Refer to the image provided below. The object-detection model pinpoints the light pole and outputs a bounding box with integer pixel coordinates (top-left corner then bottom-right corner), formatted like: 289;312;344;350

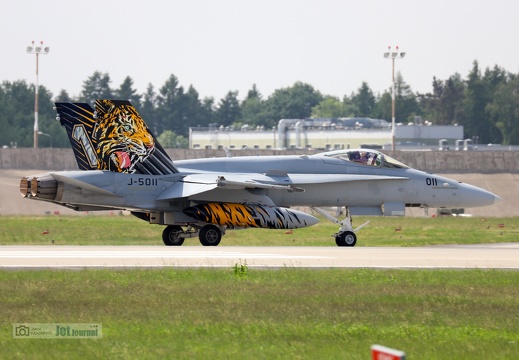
26;41;50;148
384;46;405;151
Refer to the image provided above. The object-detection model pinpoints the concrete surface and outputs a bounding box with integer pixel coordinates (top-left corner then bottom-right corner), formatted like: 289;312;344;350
1;244;518;269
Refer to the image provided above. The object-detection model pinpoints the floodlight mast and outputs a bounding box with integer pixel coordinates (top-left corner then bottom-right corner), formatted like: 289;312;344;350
26;41;50;148
383;46;405;151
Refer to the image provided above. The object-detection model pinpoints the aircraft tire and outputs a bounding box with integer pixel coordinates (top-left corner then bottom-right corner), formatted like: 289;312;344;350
162;225;185;246
335;231;356;247
199;225;222;246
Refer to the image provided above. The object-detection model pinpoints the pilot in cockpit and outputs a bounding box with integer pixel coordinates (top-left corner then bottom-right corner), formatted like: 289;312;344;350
348;151;379;166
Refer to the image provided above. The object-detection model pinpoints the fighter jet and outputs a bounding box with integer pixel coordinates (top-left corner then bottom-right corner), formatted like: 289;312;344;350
20;100;501;246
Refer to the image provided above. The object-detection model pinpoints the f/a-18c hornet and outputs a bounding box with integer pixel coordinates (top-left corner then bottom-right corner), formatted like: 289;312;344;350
20;100;501;246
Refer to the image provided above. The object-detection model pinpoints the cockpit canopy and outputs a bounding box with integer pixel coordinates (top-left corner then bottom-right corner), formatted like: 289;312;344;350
321;149;409;169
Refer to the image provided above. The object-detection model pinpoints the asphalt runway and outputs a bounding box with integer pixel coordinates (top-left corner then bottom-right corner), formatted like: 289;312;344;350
1;244;518;269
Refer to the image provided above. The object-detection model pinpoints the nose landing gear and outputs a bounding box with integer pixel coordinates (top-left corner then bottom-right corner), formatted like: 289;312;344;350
311;206;369;247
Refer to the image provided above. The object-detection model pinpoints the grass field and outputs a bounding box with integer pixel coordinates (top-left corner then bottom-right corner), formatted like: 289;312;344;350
0;214;518;246
2;215;518;359
1;268;519;359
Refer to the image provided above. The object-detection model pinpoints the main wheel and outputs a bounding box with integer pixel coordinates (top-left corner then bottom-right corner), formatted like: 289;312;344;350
199;225;222;246
162;225;185;246
335;231;357;247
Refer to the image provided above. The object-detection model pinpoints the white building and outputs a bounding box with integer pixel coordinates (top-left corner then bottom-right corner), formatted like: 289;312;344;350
189;118;464;150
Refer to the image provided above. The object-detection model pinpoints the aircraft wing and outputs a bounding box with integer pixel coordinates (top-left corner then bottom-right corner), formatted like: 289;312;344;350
156;175;219;200
157;173;409;202
216;173;409;189
156;173;299;202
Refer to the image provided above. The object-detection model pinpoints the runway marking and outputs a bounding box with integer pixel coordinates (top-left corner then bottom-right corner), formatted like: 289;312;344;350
1;245;518;269
0;250;328;260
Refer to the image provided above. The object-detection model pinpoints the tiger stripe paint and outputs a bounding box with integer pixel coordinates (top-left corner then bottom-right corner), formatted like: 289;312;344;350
56;100;177;175
183;203;319;229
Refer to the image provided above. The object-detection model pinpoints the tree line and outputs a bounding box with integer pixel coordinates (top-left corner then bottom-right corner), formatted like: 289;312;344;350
1;60;518;148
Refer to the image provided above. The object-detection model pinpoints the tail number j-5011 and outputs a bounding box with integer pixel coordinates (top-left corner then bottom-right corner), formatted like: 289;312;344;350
127;178;158;186
425;177;438;186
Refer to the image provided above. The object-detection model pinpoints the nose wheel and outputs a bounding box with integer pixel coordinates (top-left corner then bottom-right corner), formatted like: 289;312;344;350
312;206;368;247
335;230;357;247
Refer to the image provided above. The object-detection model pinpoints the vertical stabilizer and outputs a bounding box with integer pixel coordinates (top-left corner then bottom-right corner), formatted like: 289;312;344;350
56;102;98;171
56;100;178;174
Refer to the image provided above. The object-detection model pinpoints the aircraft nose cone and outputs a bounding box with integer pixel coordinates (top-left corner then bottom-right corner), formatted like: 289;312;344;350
460;183;501;208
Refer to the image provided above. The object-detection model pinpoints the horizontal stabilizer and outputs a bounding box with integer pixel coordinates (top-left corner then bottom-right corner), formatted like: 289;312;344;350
50;173;118;197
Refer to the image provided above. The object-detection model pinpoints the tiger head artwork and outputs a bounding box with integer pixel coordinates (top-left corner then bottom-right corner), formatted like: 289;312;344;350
93;100;155;173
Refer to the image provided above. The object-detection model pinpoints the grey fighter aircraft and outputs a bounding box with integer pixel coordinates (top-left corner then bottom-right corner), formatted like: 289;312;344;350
20;100;501;246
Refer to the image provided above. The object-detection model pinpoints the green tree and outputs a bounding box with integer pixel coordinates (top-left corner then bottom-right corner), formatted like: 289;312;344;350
115;76;142;107
440;74;465;125
37;85;69;148
372;91;392;121
342;95;360;117
180;85;211;133
245;83;261;100
482;65;511;143
417;77;443;124
157;129;188;148
156;74;186;135
463;61;497;144
55;89;73;103
78;71;113;104
156;75;209;136
373;73;420;123
199;97;216;127
0;80;63;148
241;84;268;126
311;96;351;118
140;83;159;135
394;72;421;123
419;74;465;125
216;90;241;126
487;77;519;144
264;82;323;127
351;82;376;117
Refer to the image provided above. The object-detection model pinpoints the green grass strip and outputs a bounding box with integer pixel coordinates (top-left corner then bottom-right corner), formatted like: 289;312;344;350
1;215;518;246
1;268;518;359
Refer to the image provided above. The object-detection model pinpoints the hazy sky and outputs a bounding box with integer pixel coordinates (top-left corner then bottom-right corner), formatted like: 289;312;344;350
3;0;519;102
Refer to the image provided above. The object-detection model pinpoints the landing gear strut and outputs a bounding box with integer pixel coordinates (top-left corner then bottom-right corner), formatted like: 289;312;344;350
312;206;369;247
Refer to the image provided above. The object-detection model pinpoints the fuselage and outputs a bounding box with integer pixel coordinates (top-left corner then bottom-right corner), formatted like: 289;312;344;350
39;99;502;246
174;151;500;214
21;150;500;219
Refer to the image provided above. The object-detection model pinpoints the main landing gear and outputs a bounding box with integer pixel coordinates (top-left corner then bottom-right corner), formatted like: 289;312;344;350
311;206;369;247
162;224;224;246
